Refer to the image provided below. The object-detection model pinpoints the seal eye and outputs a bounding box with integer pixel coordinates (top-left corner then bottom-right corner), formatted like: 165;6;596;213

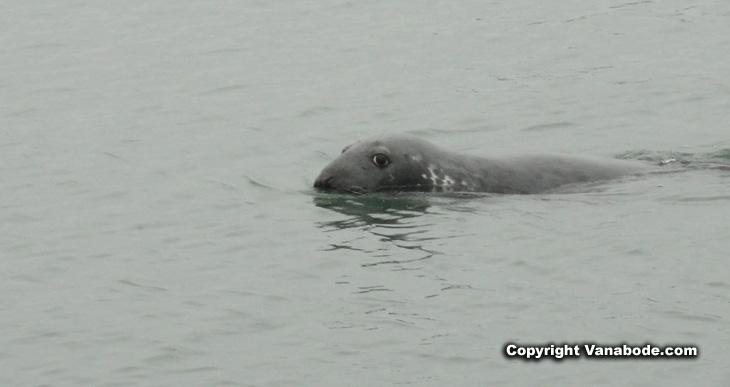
372;153;389;168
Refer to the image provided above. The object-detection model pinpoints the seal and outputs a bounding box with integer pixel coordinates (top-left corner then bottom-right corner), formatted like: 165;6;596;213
314;133;647;194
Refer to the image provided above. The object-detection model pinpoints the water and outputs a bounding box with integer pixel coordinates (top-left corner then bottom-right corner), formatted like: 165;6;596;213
2;0;729;386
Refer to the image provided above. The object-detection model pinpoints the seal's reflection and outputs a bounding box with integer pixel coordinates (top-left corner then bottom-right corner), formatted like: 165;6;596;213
313;192;438;267
313;192;429;227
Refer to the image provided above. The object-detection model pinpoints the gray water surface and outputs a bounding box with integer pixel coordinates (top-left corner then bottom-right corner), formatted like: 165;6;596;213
2;1;730;386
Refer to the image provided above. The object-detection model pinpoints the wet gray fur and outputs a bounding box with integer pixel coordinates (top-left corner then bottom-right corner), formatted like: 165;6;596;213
314;133;647;194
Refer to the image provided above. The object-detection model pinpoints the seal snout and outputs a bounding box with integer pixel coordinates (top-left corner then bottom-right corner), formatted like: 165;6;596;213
314;173;335;190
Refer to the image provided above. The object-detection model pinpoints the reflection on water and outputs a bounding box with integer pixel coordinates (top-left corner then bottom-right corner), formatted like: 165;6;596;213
313;192;442;267
313;192;431;227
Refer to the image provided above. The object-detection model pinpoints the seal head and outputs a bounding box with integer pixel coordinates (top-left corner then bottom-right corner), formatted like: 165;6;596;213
314;134;442;193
